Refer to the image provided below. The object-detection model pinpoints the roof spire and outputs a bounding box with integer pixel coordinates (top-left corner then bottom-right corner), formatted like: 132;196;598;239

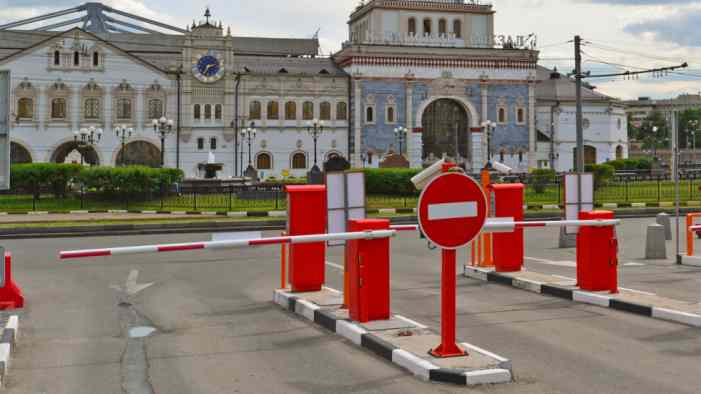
204;7;211;24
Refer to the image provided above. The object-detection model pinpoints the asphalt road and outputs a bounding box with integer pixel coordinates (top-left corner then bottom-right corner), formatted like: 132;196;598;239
2;217;700;394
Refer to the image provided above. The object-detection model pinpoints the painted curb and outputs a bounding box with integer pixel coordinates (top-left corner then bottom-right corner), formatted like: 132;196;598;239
273;289;512;386
0;315;19;386
464;266;701;328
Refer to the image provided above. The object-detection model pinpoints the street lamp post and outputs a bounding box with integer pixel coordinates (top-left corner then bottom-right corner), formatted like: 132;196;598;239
481;120;496;169
72;126;103;166
114;124;134;167
152;116;174;167
306;119;325;169
240;122;257;174
688;120;698;163
394;126;408;155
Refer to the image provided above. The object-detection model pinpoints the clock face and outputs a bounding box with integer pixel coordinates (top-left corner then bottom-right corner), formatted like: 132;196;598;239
192;52;224;83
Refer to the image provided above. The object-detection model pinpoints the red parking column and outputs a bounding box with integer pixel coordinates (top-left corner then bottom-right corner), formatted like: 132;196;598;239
577;211;618;293
490;183;525;272
286;185;327;293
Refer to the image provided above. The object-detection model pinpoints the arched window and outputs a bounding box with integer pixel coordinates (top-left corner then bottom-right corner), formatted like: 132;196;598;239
51;98;66;119
616;145;624;160
84;98;100;120
148;99;163;120
204;104;212;120
408;18;416;35
257;152;272;169
386;106;395;123
518;151;524;162
53;51;61;66
193;104;201;120
292;152;307;169
438;19;447;36
93;52;99;67
17;98;33;119
215;104;222;120
116;98;132;120
302;101;314;120
249;101;262;120
285;101;297;120
366;106;374;123
336;102;347;120
267;101;279;120
423;18;432;36
73;51;80;66
498;107;507;123
320;102;331;120
453;20;462;38
517;108;525;124
499;150;505;162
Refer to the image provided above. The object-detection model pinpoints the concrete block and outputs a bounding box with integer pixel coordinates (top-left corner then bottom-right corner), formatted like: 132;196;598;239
392;349;437;381
652;308;701;327
464;369;512;385
686;201;701;207
659;201;674;207
602;203;618;209
645;224;667;260
656;212;672;241
336;320;366;345
631;202;646;208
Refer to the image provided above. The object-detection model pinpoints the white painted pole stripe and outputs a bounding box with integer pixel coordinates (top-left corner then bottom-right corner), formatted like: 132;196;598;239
428;201;477;220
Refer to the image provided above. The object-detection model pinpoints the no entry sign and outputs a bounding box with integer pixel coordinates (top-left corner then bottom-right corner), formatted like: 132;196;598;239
418;172;488;249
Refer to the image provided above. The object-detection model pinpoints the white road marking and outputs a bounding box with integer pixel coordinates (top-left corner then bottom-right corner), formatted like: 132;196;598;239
110;270;155;296
619;287;656;296
325;261;344;271
623;262;646;267
428;201;477;220
551;274;576;281
525;257;577;268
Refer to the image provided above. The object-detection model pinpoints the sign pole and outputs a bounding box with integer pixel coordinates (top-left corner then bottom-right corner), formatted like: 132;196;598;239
430;248;466;357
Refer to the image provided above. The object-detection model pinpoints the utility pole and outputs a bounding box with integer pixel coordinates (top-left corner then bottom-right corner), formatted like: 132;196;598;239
673;111;681;264
574;35;584;214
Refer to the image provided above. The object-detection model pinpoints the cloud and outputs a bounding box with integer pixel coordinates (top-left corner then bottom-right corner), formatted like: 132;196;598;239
581;0;697;4
624;11;701;47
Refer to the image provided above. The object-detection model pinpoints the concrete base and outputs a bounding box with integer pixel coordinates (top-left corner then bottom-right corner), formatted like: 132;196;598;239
680;256;701;267
645;224;667;260
273;288;512;385
464;266;701;328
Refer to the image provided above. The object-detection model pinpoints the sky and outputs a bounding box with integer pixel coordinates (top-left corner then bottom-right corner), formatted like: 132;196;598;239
1;0;700;100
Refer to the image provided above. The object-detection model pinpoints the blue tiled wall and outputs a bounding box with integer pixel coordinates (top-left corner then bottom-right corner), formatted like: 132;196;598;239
361;81;406;154
488;84;529;153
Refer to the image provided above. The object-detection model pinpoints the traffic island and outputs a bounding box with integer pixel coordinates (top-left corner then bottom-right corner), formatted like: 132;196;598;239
273;287;512;386
464;266;701;328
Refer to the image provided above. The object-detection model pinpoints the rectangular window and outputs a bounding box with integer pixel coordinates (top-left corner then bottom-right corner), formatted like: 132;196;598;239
197;138;204;150
215;104;222;120
204;104;212;120
84;98;100;120
51;98;66;119
285;101;296;120
116;98;132;120
267;101;279;120
210;137;217;151
386;106;395;123
302;101;314;120
148;99;163;120
17;98;33;119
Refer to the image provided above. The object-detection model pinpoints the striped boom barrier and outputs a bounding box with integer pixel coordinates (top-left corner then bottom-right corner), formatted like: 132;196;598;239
391;219;620;234
59;230;398;260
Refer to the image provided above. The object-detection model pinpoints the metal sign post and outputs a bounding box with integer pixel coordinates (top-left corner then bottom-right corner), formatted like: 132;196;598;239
417;171;487;358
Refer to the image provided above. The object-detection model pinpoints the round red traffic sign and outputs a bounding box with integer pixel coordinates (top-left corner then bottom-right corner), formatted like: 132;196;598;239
418;172;488;249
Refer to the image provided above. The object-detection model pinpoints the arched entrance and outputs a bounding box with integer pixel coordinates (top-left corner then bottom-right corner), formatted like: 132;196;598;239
10;142;32;164
116;141;161;167
615;145;624;160
421;99;470;166
51;141;100;165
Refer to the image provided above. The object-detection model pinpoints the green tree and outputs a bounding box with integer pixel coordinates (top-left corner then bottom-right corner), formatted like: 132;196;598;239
679;109;701;150
638;111;669;161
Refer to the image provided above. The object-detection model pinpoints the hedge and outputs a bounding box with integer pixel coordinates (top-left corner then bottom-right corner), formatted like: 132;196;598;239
364;168;421;196
10;164;184;198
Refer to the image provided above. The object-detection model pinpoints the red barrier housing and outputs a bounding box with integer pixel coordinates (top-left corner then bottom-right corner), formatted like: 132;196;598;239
0;253;24;309
490;183;524;272
577;210;618;293
346;219;391;323
286;185;327;292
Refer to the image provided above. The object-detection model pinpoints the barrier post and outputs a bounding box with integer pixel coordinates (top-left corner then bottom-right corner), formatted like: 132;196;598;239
490;183;525;272
286;185;327;293
429;248;464;357
0;252;24;309
280;231;287;289
577;211;618;293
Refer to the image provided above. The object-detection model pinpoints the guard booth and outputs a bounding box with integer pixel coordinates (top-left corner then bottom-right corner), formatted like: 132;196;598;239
286;185;327;292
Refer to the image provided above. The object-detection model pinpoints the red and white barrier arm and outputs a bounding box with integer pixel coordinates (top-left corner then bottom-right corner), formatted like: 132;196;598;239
391;218;620;234
60;229;397;260
689;225;701;231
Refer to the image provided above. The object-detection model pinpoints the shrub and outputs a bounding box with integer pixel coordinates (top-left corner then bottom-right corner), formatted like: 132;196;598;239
529;168;556;194
78;166;184;198
364;168;420;195
585;163;615;190
606;158;652;171
11;163;81;198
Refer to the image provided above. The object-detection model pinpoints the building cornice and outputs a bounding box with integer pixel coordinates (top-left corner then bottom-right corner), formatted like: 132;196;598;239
349;0;494;23
337;55;536;70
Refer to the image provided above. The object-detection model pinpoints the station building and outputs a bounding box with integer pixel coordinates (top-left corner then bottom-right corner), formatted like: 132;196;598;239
0;1;624;178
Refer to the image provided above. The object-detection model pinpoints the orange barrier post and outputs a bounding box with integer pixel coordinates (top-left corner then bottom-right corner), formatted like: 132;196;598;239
686;213;701;256
280;231;287;289
470;240;476;267
479;167;494;268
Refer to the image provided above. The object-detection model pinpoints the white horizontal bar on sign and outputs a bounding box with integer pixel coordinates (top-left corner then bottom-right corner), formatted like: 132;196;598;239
428;201;477;220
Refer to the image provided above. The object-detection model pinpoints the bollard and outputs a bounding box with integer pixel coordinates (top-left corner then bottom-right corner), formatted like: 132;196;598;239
0;251;24;309
577;211;618;293
645;224;667;260
286;185;327;293
490;183;524;272
656;213;672;241
346;219;391;323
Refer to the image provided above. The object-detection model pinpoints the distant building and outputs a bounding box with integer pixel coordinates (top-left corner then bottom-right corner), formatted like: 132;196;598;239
624;94;701;129
534;67;628;172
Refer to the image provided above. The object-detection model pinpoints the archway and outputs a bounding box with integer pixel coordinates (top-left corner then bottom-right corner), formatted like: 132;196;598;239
116;141;161;167
10;142;32;164
421;98;470;166
615;145;624;160
573;145;597;168
51;141;100;165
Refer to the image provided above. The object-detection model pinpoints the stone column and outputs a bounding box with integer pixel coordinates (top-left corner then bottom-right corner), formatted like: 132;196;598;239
353;79;362;167
405;81;421;168
38;85;46;132
528;79;536;169
477;79;489;168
